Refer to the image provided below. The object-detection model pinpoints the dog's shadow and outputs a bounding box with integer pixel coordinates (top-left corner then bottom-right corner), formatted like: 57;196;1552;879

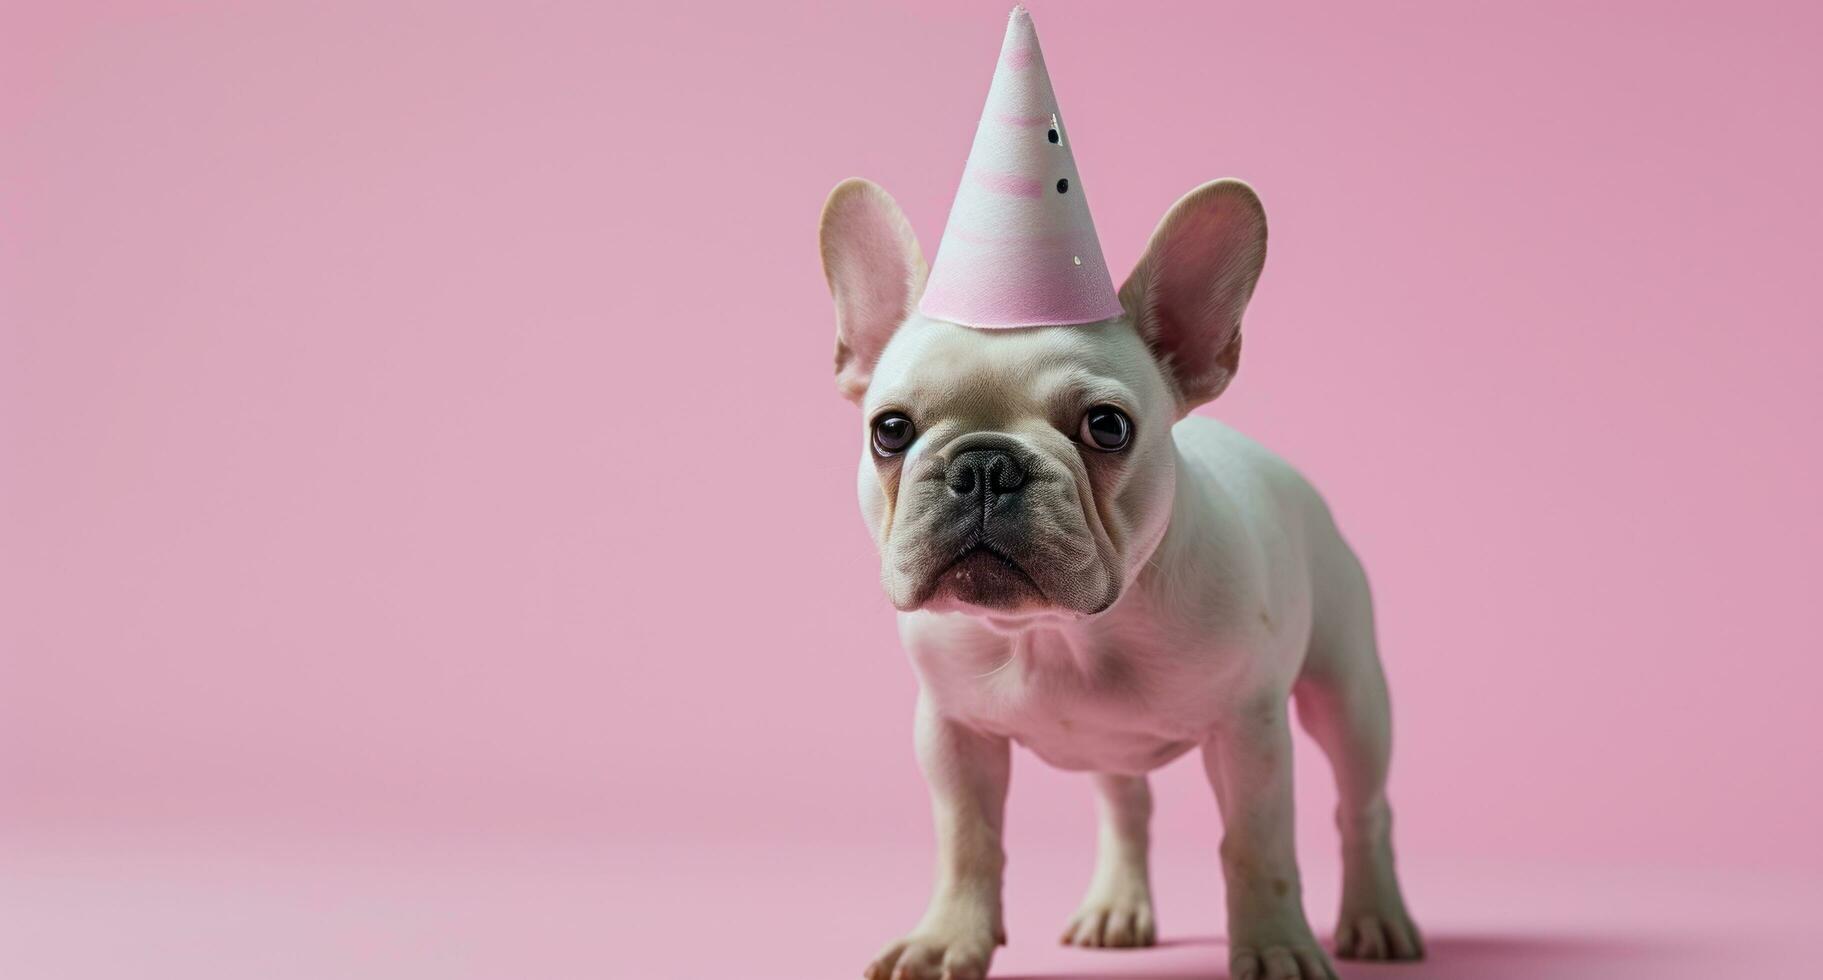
996;933;1681;980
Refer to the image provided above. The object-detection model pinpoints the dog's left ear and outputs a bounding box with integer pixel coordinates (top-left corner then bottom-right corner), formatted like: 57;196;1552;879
819;178;927;404
1120;179;1267;413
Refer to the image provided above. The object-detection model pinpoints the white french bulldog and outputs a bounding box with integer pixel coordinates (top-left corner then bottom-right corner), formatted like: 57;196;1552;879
820;177;1422;980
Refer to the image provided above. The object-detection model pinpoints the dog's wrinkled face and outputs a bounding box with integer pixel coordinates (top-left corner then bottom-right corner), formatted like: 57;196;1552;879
820;177;1266;623
858;316;1176;618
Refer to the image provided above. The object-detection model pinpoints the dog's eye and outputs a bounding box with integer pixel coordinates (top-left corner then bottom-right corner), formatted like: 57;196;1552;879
872;412;916;456
1079;406;1132;452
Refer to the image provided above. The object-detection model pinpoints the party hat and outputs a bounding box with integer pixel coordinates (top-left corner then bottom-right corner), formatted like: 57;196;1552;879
918;6;1123;329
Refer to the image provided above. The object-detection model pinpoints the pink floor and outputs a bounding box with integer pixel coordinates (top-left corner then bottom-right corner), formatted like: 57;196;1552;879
3;833;1812;978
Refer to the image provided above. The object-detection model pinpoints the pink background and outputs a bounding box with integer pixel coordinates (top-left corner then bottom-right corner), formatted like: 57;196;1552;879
3;2;1820;977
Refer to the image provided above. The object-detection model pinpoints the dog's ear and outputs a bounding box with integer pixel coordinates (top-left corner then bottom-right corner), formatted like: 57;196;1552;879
819;178;926;403
1119;179;1267;413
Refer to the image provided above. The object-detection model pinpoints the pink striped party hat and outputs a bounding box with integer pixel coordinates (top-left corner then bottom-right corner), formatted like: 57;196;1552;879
918;6;1123;329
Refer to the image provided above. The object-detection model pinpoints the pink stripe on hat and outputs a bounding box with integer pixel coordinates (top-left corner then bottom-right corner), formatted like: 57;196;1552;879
971;169;1046;199
919;6;1124;330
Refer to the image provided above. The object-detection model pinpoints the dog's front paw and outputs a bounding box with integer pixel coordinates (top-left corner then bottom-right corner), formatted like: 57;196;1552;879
1059;878;1155;948
1334;903;1423;962
1230;921;1338;980
865;917;1000;980
1333;843;1422;961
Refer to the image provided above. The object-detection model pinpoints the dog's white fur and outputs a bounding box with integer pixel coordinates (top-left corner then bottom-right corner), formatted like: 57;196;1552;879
822;177;1420;980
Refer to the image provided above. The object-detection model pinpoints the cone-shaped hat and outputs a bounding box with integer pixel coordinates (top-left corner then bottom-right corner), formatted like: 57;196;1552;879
918;6;1123;329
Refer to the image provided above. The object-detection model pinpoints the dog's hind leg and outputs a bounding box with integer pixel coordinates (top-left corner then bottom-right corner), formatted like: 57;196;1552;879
1294;541;1424;962
1060;772;1157;948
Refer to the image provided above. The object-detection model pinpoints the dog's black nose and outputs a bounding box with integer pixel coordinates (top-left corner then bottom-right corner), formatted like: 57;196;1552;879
948;449;1027;500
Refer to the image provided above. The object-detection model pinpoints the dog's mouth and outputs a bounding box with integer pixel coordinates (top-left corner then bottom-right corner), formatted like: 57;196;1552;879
925;542;1047;610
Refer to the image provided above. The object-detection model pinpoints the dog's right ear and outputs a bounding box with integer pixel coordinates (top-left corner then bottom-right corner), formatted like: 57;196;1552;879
1120;179;1267;415
819;178;926;403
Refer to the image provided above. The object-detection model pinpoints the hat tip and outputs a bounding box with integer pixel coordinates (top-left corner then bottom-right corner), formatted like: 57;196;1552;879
1009;4;1030;21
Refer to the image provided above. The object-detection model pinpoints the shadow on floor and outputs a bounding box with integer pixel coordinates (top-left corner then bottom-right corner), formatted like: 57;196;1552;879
997;932;1690;980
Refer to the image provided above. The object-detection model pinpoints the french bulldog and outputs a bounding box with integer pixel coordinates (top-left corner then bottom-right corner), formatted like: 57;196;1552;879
819;177;1422;980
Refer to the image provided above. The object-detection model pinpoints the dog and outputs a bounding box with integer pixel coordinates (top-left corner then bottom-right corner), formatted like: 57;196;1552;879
819;176;1423;980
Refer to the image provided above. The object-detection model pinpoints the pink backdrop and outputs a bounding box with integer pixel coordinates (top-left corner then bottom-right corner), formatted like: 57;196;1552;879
3;2;1820;977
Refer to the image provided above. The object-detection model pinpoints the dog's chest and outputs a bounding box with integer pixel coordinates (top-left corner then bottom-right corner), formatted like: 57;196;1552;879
921;631;1213;774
